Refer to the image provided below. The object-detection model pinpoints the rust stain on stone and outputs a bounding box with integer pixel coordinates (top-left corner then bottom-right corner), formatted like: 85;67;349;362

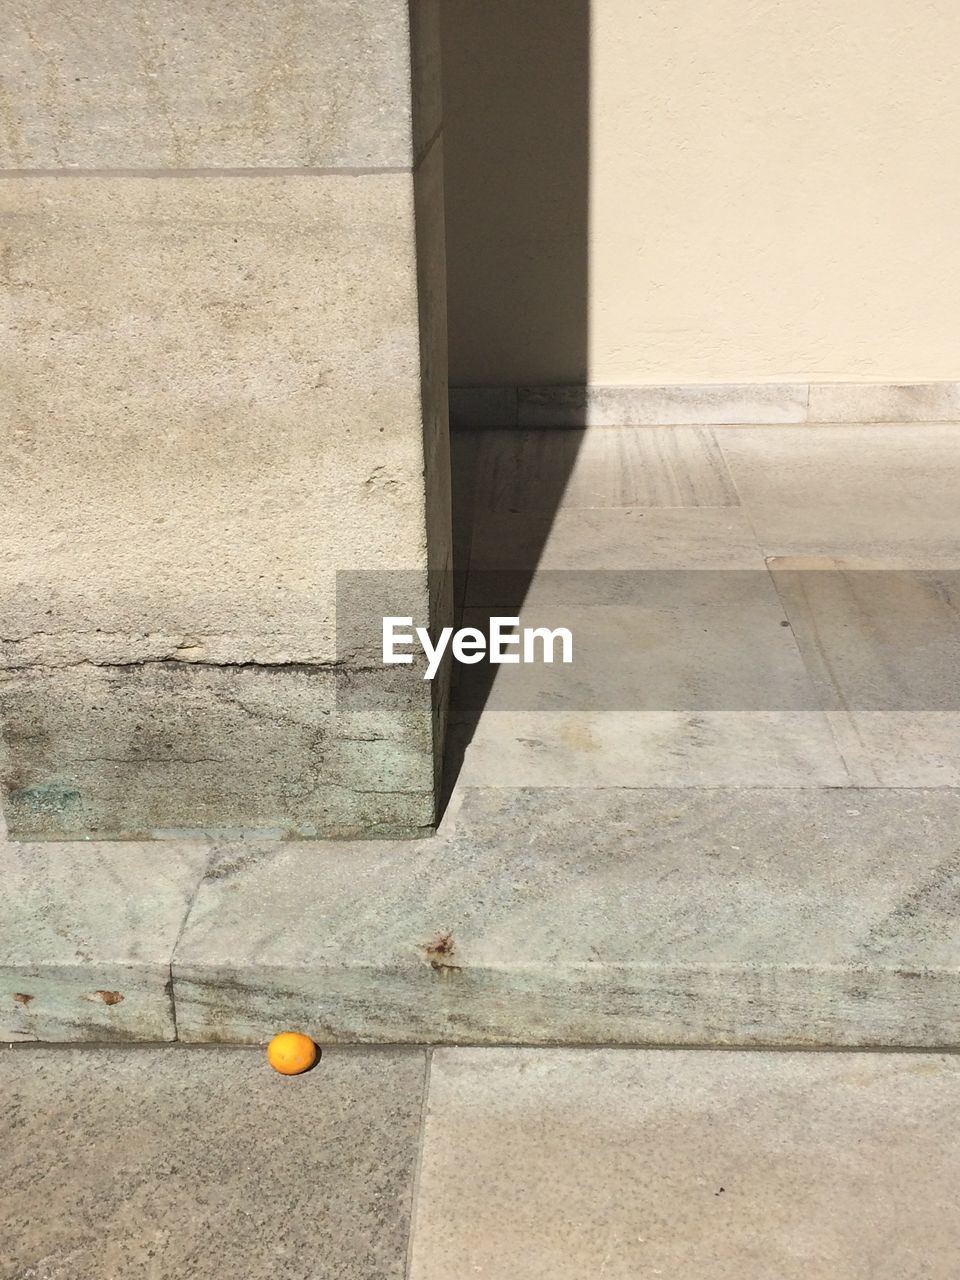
92;990;124;1006
13;992;34;1005
421;932;461;974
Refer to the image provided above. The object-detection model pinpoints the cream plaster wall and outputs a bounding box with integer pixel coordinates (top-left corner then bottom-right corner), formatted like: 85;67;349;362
442;0;960;386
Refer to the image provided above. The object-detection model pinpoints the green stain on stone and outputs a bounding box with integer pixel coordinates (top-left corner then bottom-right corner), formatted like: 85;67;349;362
9;782;82;817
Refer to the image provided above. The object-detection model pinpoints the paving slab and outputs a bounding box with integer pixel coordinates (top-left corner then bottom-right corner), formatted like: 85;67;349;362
0;1046;425;1280
465;426;763;585
468;506;767;578
409;1047;960;1280
1;834;209;1042
771;562;960;785
455;711;851;787
826;711;960;787
471;427;739;510
770;564;960;712
716;425;960;562
459;576;824;712
173;787;960;1047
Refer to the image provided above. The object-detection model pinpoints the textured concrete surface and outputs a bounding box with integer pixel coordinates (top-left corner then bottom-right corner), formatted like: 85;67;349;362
0;175;432;661
410;1048;960;1279
172;787;960;1046
0;1047;425;1279
415;138;454;672
0;0;437;169
0;833;209;1041
0;154;450;837
0;663;437;840
3;1044;960;1278
0;0;451;839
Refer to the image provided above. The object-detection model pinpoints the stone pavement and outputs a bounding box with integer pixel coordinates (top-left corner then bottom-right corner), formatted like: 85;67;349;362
2;1045;958;1279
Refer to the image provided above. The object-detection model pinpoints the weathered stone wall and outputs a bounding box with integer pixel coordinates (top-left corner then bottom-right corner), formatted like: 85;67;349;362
0;0;451;838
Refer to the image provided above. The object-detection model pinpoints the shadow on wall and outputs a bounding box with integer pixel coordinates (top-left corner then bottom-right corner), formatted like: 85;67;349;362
441;0;589;389
439;0;590;807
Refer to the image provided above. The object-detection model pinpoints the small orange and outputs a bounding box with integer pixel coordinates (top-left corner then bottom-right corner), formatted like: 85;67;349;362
266;1031;318;1076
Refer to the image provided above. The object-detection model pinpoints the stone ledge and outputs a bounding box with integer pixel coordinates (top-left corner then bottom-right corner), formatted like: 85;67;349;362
5;786;959;1047
170;786;960;1047
0;837;210;1042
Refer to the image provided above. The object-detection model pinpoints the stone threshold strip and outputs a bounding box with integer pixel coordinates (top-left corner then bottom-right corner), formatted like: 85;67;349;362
4;787;959;1048
449;382;960;428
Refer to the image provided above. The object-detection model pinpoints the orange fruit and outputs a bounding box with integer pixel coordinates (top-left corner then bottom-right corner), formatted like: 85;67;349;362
266;1031;318;1076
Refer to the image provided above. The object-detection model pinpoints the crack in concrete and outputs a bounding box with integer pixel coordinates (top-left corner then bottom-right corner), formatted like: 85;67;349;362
69;756;231;766
0;656;386;673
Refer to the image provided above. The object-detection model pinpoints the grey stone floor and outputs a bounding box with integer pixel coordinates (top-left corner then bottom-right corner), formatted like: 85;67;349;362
4;424;960;1046
454;424;960;788
3;1044;959;1279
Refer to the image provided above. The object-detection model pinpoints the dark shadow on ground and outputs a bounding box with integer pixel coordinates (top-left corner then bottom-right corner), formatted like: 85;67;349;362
439;0;590;811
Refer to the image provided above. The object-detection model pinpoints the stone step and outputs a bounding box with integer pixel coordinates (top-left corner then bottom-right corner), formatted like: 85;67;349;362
170;786;960;1047
0;832;210;1042
5;786;959;1047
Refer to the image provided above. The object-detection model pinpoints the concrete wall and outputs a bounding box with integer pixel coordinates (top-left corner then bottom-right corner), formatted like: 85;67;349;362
0;0;451;839
442;0;960;387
